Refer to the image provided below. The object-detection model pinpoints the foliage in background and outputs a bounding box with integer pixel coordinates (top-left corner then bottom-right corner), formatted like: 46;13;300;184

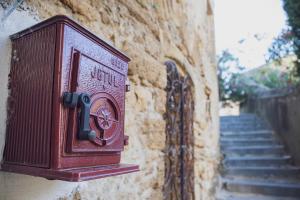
237;62;300;94
218;51;300;103
284;0;300;74
219;0;300;102
267;28;295;64
267;0;300;75
217;50;247;102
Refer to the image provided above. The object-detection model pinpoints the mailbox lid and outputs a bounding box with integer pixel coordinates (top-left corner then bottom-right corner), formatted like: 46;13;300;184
10;15;130;63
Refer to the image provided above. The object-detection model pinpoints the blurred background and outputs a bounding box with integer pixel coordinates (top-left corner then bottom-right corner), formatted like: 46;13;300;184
216;0;300;115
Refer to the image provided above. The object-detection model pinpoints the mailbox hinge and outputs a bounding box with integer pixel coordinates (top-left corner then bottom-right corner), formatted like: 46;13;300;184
125;78;130;92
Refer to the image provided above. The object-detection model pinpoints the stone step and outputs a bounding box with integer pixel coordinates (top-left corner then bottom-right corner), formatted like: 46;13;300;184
221;133;275;139
221;120;265;123
221;117;263;121
221;127;268;131
218;114;300;199
223;155;291;167
221;114;258;120
221;122;267;126
221;119;266;123
221;127;269;132
216;191;300;200
222;130;273;133
223;145;284;150
223;166;300;177
224;152;286;158
221;122;262;126
221;116;263;119
223;145;285;155
221;124;267;128
220;121;260;125
221;139;281;147
221;130;274;135
223;178;300;197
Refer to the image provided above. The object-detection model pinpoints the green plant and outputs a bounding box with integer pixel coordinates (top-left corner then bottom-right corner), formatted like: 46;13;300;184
267;29;295;64
217;50;247;102
218;50;300;103
268;0;300;74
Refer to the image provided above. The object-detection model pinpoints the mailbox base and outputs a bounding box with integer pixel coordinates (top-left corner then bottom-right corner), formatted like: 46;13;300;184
1;163;139;182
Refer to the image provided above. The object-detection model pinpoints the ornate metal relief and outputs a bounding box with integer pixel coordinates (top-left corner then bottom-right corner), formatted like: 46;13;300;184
164;61;195;200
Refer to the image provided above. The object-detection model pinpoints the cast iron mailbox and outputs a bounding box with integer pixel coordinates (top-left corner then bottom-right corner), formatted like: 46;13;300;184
1;15;139;181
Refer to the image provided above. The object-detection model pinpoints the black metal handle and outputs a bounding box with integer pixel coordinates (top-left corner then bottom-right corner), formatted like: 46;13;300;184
63;92;96;141
77;93;96;140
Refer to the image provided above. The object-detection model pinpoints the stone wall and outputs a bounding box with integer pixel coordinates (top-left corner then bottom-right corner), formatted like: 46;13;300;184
241;87;300;166
0;1;219;199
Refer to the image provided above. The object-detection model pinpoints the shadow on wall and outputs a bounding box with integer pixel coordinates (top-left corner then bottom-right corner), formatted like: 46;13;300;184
241;86;300;166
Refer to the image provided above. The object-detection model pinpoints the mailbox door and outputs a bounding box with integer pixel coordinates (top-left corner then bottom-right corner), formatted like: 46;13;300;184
61;24;128;156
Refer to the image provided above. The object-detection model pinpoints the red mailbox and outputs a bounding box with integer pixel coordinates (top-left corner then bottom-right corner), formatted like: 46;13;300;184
1;15;139;181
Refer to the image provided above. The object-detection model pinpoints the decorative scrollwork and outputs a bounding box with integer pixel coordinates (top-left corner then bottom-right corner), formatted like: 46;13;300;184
163;61;195;200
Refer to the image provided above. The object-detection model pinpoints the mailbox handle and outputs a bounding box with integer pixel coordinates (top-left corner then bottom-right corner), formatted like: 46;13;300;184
63;92;107;146
77;93;96;140
63;92;101;143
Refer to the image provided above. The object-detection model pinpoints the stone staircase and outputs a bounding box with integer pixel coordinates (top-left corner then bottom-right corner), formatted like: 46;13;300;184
217;114;300;200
